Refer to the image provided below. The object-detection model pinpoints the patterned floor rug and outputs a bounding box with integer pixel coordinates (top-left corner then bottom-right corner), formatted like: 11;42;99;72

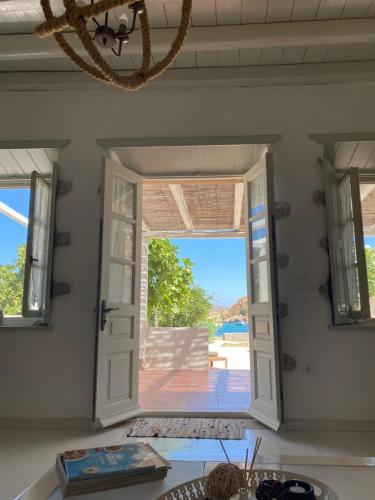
123;417;262;440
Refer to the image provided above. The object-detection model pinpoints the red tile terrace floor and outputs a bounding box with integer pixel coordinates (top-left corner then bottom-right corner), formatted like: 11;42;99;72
139;369;251;412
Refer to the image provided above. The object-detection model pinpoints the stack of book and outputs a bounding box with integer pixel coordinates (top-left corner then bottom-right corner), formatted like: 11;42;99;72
56;442;171;496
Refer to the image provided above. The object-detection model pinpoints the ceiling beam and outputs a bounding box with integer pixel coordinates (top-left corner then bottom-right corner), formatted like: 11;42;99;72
233;183;244;230
1;18;375;61
169;184;194;231
1;61;375;90
0;201;28;227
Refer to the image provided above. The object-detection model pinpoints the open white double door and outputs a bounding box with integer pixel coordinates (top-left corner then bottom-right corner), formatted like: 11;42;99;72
94;153;282;430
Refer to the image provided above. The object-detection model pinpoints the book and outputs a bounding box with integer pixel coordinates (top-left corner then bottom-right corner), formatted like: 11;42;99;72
56;442;171;496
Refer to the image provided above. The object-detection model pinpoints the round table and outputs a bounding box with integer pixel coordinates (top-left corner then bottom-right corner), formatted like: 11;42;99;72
156;469;341;499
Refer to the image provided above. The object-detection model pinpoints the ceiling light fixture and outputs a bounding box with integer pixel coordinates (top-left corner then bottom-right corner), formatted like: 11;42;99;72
36;0;193;91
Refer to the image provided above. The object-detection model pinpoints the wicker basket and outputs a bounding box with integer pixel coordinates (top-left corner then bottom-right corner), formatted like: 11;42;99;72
156;469;340;500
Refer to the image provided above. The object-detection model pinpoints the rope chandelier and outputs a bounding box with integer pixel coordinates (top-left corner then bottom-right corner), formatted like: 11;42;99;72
35;0;193;91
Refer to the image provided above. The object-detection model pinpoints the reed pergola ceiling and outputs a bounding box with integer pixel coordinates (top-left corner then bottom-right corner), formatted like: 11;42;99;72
142;178;245;238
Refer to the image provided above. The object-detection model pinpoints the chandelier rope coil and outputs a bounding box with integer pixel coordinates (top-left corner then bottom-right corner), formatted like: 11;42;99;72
36;0;193;90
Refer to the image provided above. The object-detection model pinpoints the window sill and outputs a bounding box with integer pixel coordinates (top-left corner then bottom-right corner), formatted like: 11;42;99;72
0;317;52;331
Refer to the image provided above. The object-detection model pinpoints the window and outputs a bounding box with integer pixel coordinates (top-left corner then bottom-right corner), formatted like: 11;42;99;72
323;158;375;325
0;168;57;327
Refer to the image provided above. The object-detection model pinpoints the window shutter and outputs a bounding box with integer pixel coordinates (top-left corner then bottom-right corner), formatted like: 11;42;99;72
323;159;370;324
347;167;370;319
23;166;57;320
323;158;350;324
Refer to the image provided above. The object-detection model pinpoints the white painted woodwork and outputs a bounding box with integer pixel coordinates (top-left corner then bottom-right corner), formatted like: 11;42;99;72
2;61;375;89
233;182;244;230
241;0;267;23
245;152;282;431
3;19;375;62
196;50;219;68
2;0;375;38
191;0;217;26
266;0;295;23
325;43;352;62
332;141;375;169
291;0;321;21
216;0;241;25
316;0;347;20
94;158;142;427
239;48;262;66
0;201;28;226
113;144;267;177
281;46;306;64
169;184;194;230
0;148;56;177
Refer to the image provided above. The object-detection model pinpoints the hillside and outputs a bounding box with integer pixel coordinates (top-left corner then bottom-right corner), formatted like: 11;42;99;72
211;296;248;322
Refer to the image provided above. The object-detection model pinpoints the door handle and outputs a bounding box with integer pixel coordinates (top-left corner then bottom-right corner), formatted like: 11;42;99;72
100;299;120;331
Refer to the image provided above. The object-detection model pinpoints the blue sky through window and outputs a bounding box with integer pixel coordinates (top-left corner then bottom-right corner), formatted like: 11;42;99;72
0;189;30;265
170;238;247;308
365;236;375;247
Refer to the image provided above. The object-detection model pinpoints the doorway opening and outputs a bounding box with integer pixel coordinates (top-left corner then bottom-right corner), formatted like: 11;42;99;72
139;234;250;413
94;143;282;430
137;176;251;413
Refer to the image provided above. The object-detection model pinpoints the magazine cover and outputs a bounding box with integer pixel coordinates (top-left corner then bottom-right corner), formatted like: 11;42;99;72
63;443;162;481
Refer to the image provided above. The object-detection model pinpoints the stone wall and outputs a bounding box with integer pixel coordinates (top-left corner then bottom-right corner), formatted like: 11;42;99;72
144;327;209;371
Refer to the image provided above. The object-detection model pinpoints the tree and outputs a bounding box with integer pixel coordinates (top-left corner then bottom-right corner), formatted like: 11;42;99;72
147;239;213;329
0;245;26;316
365;246;375;297
148;239;194;325
165;286;212;328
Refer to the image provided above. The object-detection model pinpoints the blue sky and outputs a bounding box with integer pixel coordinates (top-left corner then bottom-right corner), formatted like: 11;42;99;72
0;189;30;265
170;238;247;307
365;236;375;247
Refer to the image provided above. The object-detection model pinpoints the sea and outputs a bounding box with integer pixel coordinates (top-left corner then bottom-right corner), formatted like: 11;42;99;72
215;322;249;336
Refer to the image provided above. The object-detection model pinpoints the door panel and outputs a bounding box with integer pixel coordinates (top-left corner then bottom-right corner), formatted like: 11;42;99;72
245;152;282;431
94;158;142;427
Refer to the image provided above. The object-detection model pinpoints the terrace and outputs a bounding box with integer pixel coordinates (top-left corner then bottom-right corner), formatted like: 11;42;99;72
139;327;251;413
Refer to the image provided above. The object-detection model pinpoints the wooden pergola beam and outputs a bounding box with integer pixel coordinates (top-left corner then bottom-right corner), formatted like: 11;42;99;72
0;201;28;227
169;184;194;231
144;230;245;239
233;183;244;230
144;177;243;185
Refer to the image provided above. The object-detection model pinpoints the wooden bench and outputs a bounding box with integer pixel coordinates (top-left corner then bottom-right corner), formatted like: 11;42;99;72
208;352;228;369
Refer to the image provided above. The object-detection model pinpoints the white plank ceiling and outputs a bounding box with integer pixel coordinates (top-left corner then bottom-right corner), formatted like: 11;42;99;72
0;148;58;177
1;0;375;72
333;141;375;169
112;144;267;176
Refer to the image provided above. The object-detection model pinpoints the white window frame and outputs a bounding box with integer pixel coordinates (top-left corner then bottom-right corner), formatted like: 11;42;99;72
324;161;374;326
0;167;57;328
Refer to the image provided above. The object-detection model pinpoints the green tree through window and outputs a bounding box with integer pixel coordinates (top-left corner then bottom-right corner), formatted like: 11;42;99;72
0;245;26;316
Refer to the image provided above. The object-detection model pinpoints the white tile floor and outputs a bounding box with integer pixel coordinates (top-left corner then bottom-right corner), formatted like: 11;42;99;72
2;427;375;500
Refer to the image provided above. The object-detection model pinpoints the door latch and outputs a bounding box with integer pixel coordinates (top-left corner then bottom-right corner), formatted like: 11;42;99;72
100;299;120;331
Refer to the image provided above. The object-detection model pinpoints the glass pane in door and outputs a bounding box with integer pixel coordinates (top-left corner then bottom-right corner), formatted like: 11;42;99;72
249;176;265;217
251;218;267;258
109;263;133;304
112;175;135;219
111;219;134;261
252;260;269;303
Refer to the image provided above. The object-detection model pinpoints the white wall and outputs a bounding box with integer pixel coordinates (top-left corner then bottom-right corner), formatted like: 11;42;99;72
0;83;374;422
